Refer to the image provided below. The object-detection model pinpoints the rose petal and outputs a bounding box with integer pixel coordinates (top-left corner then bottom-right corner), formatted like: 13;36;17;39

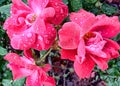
74;56;95;78
90;15;120;38
11;30;36;50
26;70;40;86
8;63;33;80
90;55;108;71
32;23;56;50
47;0;68;25
43;76;56;86
11;0;31;14
103;38;120;59
4;53;34;66
59;22;81;49
77;38;86;63
60;49;77;61
28;0;49;15
70;9;96;35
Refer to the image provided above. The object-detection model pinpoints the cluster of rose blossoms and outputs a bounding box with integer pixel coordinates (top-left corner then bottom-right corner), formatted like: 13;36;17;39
3;0;120;86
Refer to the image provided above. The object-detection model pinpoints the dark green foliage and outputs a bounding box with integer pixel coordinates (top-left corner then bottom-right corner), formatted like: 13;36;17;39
101;3;119;16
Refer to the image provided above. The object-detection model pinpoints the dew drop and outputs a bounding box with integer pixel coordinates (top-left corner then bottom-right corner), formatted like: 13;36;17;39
60;9;63;14
45;40;50;44
75;17;78;20
37;44;39;47
24;44;27;47
38;36;43;41
55;3;58;6
44;35;48;38
27;33;32;38
22;34;25;36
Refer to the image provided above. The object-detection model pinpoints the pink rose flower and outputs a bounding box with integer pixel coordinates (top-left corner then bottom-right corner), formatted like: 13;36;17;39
58;9;120;78
4;0;68;50
4;52;55;86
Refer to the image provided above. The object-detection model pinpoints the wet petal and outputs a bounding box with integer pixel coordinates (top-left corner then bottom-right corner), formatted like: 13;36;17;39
11;0;31;14
90;15;120;38
85;32;107;58
103;38;120;59
59;22;81;49
43;76;56;86
90;55;108;71
4;53;34;66
41;7;55;19
70;9;96;35
28;0;49;15
7;63;33;80
26;70;41;86
31;16;46;34
47;0;68;25
77;38;86;63
24;49;33;60
11;30;36;50
32;23;56;50
60;49;77;61
74;56;95;78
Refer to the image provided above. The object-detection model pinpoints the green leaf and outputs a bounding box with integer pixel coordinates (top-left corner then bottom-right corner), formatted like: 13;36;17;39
101;3;118;16
13;78;25;86
85;0;97;4
0;46;7;56
69;0;82;12
2;79;12;86
0;4;11;17
62;0;68;5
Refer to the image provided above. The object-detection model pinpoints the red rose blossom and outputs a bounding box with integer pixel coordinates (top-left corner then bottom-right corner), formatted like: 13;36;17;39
4;0;68;50
4;53;55;86
58;9;120;78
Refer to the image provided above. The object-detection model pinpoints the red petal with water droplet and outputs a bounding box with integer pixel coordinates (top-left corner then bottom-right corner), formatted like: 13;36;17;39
47;0;68;25
32;23;56;50
59;22;81;49
61;49;77;61
74;56;95;78
103;38;120;59
26;70;41;86
28;0;49;14
7;63;34;80
90;55;108;71
11;30;36;50
90;15;120;38
70;9;96;35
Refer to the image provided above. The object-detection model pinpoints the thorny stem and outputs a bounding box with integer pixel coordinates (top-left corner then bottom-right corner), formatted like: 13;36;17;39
36;48;52;65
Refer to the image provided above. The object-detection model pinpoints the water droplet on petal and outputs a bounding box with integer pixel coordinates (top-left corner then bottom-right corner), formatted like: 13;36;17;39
55;3;58;6
44;35;48;38
22;34;25;36
27;33;32;38
24;44;27;47
45;40;50;44
75;18;78;20
38;36;43;41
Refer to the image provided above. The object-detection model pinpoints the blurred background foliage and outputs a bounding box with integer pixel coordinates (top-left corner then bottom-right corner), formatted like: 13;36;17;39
0;0;120;86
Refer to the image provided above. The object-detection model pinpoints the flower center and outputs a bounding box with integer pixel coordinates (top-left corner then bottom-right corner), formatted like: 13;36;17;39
83;32;96;41
25;14;37;26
